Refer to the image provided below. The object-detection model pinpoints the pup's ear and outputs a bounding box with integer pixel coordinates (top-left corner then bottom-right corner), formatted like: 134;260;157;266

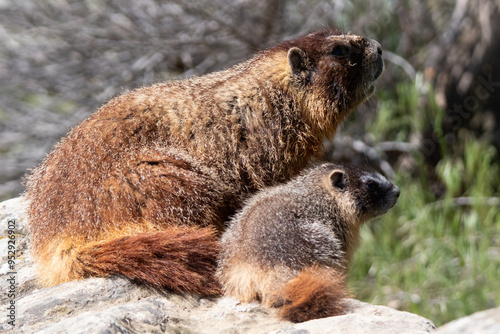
329;170;347;191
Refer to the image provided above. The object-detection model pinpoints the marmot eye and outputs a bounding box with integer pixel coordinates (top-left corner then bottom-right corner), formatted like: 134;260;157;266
332;45;349;57
366;181;378;191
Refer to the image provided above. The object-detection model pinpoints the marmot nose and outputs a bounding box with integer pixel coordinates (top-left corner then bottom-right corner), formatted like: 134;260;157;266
393;186;400;198
365;39;384;81
370;39;382;55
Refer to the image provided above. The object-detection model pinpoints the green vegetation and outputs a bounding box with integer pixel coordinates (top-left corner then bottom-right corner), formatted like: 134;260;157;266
349;79;500;326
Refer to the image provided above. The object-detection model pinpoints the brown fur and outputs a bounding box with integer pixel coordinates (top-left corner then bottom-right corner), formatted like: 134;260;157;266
25;30;384;292
217;163;399;321
280;266;349;323
76;227;220;295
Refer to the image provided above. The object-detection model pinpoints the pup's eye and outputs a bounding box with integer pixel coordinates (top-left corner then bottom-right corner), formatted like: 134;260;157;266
366;181;378;191
332;45;349;57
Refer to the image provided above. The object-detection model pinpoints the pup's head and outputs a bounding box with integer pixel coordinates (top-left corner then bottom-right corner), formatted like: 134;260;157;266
320;163;400;223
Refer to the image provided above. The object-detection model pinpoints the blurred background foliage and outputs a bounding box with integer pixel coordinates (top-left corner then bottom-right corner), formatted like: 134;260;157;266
0;0;499;326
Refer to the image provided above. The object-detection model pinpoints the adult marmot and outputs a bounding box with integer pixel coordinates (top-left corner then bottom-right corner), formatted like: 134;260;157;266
25;30;384;295
217;163;400;322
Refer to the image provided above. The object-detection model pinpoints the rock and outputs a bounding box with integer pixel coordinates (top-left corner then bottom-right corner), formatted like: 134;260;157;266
274;299;436;334
4;276;290;333
0;197;436;333
4;279;436;334
0;196;27;236
0;196;29;271
0;196;36;313
435;307;500;334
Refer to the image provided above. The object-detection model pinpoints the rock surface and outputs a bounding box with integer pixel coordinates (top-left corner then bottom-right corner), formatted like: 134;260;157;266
0;197;438;333
435;307;500;334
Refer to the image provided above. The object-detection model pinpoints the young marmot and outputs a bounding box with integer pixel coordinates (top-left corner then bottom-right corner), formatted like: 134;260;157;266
217;163;400;322
25;30;384;295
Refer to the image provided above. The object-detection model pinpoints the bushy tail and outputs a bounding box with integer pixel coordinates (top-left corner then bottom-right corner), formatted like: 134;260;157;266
280;266;349;323
73;226;221;296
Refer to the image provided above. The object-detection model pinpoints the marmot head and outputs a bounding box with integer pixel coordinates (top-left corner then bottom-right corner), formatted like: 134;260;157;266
274;30;383;134
319;163;400;223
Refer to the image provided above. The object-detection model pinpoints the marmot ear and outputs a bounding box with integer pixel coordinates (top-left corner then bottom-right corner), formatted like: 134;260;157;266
287;47;310;76
329;170;347;190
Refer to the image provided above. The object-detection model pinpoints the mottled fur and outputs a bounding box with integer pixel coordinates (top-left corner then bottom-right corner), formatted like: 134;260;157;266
218;163;400;321
25;30;383;294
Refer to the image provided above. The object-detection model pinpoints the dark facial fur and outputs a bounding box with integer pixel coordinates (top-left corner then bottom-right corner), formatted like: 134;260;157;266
328;164;400;219
282;30;384;131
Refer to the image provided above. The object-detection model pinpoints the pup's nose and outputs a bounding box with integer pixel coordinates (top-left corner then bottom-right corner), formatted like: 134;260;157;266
394;186;400;198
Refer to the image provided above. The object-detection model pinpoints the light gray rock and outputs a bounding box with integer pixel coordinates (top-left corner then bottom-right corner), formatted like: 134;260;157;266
0;197;28;261
0;196;29;272
5;276;290;333
0;197;27;235
435;307;500;334
5;277;436;334
274;299;436;334
0;197;436;334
